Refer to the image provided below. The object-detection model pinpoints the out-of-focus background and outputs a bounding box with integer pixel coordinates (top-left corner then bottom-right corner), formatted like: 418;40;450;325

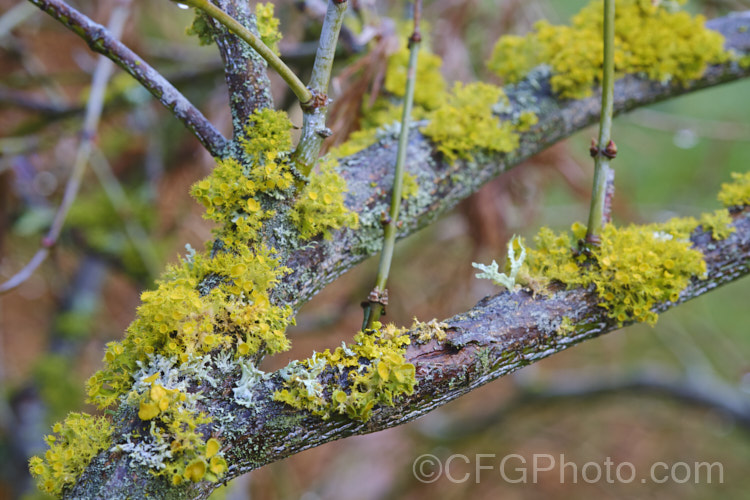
2;0;750;498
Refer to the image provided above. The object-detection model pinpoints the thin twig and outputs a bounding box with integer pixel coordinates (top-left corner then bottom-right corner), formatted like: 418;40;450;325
362;0;421;330
26;0;228;157
179;0;312;105
0;1;130;295
292;0;350;176
585;0;616;246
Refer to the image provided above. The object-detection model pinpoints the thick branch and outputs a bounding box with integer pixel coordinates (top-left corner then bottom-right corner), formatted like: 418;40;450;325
64;12;750;499
208;0;274;131
27;0;229;157
66;203;750;500
277;12;750;309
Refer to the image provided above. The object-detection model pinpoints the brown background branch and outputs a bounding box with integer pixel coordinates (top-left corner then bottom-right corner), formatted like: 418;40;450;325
27;0;229;156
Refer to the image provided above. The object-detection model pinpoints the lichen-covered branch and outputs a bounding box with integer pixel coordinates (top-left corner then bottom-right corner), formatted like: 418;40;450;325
206;0;276;131
64;205;750;500
52;10;750;499
27;0;229;157
278;12;750;309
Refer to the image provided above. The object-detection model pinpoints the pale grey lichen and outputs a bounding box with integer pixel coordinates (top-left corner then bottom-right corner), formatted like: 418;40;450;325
233;359;271;408
472;235;526;291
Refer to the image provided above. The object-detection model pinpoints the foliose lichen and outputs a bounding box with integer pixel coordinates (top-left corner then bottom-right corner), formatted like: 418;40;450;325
420;82;520;162
718;171;750;208
488;0;729;99
523;219;708;326
274;322;416;421
29;413;113;496
30;106;358;493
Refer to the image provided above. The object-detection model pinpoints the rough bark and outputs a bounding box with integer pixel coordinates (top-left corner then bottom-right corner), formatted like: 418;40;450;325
276;13;750;309
209;0;274;136
63;12;750;499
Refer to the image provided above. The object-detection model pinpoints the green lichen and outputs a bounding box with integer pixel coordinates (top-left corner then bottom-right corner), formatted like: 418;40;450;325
274;322;416;421
523;219;707;326
488;0;729;99
718;171;750;208
29;413;112;497
420;82;518;162
186;11;214;46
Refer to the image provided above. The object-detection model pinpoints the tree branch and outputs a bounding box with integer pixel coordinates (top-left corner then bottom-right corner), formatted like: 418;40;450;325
66;205;750;500
62;11;750;499
277;12;750;309
27;0;229;157
207;0;275;131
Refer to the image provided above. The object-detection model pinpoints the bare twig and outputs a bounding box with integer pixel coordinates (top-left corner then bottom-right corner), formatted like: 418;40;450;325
26;0;229;157
585;0;616;246
362;0;422;329
292;0;349;176
0;1;130;295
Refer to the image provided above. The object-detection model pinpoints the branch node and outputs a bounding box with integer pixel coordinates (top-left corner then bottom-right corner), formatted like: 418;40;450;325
300;89;329;113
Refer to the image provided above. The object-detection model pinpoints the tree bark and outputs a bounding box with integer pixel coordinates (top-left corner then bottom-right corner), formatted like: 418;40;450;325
63;12;750;499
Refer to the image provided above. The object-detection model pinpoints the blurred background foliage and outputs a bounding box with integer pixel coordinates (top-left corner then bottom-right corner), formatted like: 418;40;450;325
1;0;750;498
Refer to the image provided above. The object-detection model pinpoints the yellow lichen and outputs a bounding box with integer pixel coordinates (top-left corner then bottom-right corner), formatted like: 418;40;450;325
385;46;447;111
412;318;449;343
402;172;419;199
29;413;112;497
718;171;750;208
488;0;729;99
699;209;735;240
420;82;518;162
255;3;282;55
523;219;707;326
290;156;359;239
68;108;355;492
274;322;416;421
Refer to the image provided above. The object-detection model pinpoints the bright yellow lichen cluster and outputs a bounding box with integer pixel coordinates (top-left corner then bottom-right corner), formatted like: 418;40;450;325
421;82;519;162
87;242;291;409
274;322;416;421
334;31;538;163
332;43;448;158
385;45;447;111
29;413;112;496
291;156;359;239
31;108;358;494
488;0;729;99
524;219;707;325
718;171;750;208
132;378;226;485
